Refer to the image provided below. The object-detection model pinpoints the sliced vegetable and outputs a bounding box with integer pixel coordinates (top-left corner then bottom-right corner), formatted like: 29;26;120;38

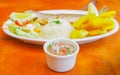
20;27;30;33
23;20;30;26
8;24;20;34
8;24;39;38
10;12;37;22
16;28;39;38
15;20;22;26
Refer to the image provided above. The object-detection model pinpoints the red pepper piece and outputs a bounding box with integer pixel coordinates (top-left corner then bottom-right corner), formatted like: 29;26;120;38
15;20;22;26
60;48;67;53
23;20;30;26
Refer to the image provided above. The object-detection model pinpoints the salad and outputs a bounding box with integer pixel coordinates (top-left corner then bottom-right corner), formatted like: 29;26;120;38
47;40;76;56
7;12;47;38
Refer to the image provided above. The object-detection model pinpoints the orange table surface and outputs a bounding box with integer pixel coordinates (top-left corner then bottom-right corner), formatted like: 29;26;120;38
0;0;120;75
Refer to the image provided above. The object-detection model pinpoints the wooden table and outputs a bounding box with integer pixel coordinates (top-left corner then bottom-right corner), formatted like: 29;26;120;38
0;0;120;75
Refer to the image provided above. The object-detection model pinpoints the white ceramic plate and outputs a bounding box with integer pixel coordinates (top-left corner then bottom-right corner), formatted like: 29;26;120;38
2;10;119;45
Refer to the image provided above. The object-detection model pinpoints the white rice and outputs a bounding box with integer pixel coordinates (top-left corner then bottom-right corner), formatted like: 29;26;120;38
40;19;74;39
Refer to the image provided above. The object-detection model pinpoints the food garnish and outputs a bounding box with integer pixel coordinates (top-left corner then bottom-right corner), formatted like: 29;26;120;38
7;12;42;38
53;20;61;24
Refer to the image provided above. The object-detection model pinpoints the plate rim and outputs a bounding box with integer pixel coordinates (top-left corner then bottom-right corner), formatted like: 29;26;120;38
38;9;88;15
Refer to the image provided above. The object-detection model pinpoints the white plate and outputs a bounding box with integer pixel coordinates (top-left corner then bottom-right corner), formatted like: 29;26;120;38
2;10;119;45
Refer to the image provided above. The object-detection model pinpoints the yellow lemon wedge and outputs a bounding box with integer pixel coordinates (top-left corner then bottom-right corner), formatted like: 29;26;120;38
88;2;99;16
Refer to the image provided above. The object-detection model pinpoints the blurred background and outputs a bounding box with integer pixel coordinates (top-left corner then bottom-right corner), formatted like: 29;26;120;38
0;0;120;21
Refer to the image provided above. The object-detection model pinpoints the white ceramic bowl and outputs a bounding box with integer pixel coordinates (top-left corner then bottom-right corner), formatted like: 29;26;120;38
43;38;80;72
2;10;119;45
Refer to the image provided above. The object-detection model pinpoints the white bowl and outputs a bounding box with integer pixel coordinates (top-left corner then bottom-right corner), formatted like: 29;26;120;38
43;38;80;72
2;10;119;45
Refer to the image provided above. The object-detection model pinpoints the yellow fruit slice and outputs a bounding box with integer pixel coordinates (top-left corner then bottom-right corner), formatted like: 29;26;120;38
88;2;99;16
73;13;96;29
89;29;107;36
99;11;116;18
70;29;89;38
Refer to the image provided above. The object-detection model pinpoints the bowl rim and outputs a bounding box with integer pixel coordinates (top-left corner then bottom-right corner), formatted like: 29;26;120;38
43;38;80;59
